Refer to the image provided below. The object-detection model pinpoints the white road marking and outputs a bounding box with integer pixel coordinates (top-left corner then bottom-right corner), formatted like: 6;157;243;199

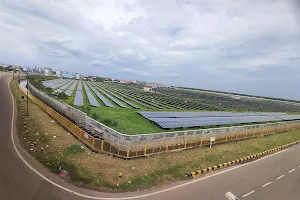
7;76;294;199
225;192;239;200
262;182;272;187
242;190;255;198
289;169;295;173
277;175;284;180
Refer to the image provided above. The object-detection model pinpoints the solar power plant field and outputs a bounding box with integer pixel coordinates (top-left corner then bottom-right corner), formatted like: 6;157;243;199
156;87;300;112
138;111;300;129
39;78;300;134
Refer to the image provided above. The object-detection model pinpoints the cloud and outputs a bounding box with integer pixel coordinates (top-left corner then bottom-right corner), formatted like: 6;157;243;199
91;60;113;67
121;67;150;76
166;72;179;77
0;0;300;100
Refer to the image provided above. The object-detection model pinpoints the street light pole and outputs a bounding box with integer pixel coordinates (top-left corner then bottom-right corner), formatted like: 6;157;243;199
26;67;29;116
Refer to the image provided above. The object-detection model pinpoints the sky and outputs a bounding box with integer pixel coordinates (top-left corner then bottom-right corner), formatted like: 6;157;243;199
1;0;300;100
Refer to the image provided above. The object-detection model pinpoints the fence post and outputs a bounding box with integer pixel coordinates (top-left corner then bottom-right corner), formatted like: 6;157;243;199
92;137;95;148
101;140;104;151
184;139;187;149
144;144;147;156
166;143;169;152
126;146;130;158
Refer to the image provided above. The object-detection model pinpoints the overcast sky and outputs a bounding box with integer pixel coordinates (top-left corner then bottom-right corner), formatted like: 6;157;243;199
1;0;300;100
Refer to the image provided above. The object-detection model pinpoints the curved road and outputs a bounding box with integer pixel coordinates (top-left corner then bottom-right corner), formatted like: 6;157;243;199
0;73;300;200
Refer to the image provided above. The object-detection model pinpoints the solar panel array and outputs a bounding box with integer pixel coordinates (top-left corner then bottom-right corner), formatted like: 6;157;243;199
87;82;114;107
92;83;127;108
82;82;100;107
50;79;69;89
53;80;73;94
138;111;300;129
73;81;84;106
96;85;139;109
65;80;78;96
42;79;63;88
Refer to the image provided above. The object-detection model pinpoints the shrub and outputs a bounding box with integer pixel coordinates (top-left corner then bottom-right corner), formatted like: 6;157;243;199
65;144;85;154
91;113;99;120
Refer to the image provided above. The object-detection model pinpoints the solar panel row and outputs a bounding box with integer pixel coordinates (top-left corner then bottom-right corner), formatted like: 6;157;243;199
64;80;78;96
87;82;114;107
82;82;100;107
99;85;153;109
50;79;69;89
92;83;127;108
96;85;139;109
52;80;73;94
138;111;288;119
73;81;84;106
138;111;300;129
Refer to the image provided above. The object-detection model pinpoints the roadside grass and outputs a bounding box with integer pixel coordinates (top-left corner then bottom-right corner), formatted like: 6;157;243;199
11;79;300;191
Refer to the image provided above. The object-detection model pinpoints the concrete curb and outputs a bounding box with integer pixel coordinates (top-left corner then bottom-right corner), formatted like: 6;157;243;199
188;140;300;177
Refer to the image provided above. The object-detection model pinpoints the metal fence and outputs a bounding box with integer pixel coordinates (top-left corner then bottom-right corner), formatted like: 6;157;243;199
18;82;300;159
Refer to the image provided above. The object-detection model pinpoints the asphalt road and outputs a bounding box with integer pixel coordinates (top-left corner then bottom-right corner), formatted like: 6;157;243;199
0;72;299;200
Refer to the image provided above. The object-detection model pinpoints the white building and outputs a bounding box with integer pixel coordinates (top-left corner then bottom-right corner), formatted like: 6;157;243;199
143;86;153;92
75;73;81;79
43;68;53;76
56;71;61;77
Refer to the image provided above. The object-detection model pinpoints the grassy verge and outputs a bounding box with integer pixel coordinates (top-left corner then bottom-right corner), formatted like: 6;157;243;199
11;79;300;191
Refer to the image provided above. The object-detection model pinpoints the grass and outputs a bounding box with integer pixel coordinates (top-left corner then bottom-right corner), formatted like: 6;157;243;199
11;79;300;191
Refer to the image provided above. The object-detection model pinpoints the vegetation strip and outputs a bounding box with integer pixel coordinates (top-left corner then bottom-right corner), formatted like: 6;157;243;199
188;140;300;177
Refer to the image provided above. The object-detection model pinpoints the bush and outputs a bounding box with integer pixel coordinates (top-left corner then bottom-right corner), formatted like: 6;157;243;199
91;113;99;120
102;118;118;127
65;144;85;154
57;92;68;99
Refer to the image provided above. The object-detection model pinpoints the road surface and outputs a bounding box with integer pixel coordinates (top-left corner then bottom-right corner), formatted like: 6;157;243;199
0;73;299;200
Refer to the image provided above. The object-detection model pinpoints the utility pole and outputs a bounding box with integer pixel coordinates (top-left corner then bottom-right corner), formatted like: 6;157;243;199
26;67;29;116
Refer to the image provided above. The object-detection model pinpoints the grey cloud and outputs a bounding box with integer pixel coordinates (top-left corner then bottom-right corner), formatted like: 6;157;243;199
0;0;300;100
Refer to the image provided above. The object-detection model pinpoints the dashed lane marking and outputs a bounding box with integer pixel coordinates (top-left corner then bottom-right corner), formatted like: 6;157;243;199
289;169;295;173
277;175;284;180
262;182;272;188
242;190;255;198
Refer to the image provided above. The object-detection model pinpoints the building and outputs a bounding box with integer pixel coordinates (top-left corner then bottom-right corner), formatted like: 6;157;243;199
43;67;53;76
143;85;153;92
56;71;62;77
75;73;81;79
119;79;137;84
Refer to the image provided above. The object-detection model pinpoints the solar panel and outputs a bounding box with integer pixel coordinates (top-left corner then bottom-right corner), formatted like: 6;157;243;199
86;82;114;107
100;86;153;109
64;80;78;96
92;83;127;108
50;79;69;89
137;111;300;129
73;81;84;106
52;80;73;94
138;111;261;119
82;82;100;107
150;116;281;129
96;85;139;109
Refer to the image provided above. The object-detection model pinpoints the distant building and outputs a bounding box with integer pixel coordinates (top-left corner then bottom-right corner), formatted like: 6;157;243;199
75;73;81;79
43;67;53;76
63;73;74;78
231;95;241;100
145;82;167;88
119;79;137;84
143;86;153;92
56;71;62;77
